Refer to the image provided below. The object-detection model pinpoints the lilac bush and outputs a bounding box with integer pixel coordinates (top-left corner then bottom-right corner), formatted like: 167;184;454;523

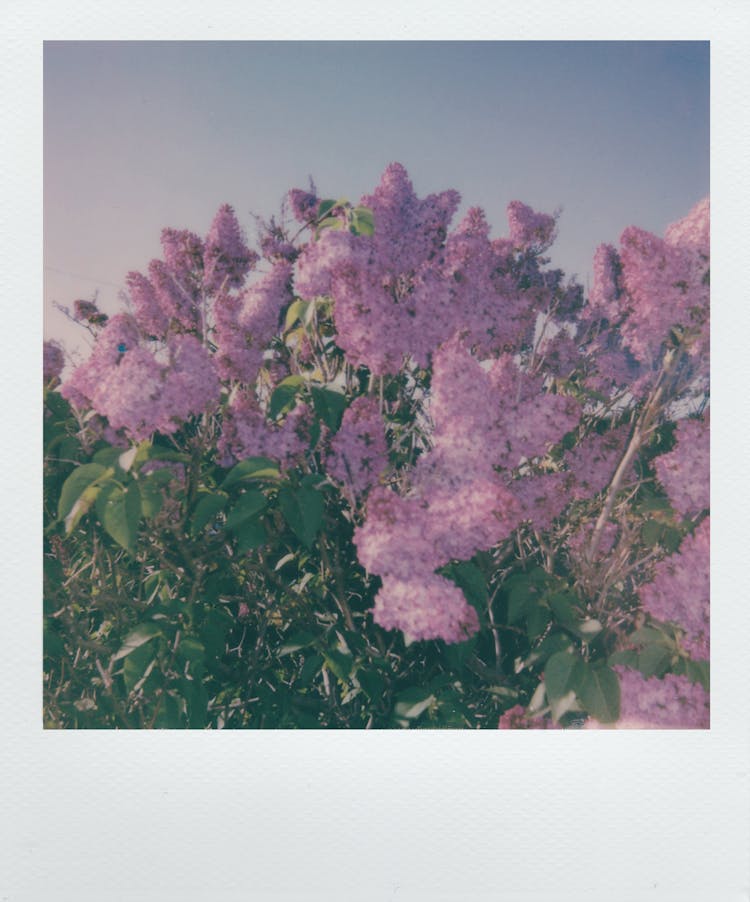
43;164;709;729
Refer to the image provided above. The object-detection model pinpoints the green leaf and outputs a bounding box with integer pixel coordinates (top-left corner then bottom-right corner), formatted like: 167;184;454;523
177;637;206;666
317;199;337;219
299;652;324;685
57;462;110;521
548;591;578;625
637;643;672;678
141;445;190;464
113;622;163;661
544;651;586;702
394;687;435;721
64;483;103;534
234;518;268;554
447;561;488;611
222;456;280;488
191;491;228;536
284;299;309;332
351;206;375;236
630;626;670;646
278;631;317;656
311;387;348;432
225;489;267;531
269;375;306;421
279;483;325;548
317;216;342;233
324;648;353;683
608;649;639;669
123;641;157;692
526;604;551;640
138;471;169;518
505;568;549;624
578;664;621;724
96;481;141;552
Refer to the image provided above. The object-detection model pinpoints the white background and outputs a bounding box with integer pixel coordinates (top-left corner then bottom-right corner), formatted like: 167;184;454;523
2;2;749;900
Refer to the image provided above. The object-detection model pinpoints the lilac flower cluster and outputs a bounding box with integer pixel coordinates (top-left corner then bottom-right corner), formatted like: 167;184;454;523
44;341;65;384
326;397;389;498
216;390;310;470
62;316;220;441
506;200;556;251
50;165;709;663
587;667;709;729
653;412;709;517
639;518;709;659
588;198;710;370
498;704;560;729
214;261;293;384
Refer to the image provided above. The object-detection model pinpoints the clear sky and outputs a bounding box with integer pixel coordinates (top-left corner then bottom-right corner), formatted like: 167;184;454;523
44;41;709;359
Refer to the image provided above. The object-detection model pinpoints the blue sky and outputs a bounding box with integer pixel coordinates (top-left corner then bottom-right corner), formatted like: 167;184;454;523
44;41;709;358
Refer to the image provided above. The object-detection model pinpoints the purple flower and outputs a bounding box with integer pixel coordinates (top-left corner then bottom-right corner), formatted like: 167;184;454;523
507;201;556;251
639;518;709;660
653;412;709;518
44;341;65;384
203;204;258;294
326;396;389;498
586;667;709;729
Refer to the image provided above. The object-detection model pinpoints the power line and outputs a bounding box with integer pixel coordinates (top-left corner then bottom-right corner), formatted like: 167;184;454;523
44;266;123;291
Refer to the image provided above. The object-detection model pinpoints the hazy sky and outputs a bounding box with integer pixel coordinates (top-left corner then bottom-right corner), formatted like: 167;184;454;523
44;41;709;358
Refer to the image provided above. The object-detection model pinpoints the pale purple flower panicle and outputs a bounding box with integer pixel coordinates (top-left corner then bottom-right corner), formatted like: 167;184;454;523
61;313;219;441
639;518;709;660
217;391;310;470
372;573;479;645
326;396;389;498
61;314;141;409
160;228;205;281
507;201;556;251
126;270;170;338
203;204;258;294
586;667;709;729
498;704;560;729
653;412;709;517
148;259;202;332
288;188;319;224
616;198;709;366
44;340;65;383
214;261;292;384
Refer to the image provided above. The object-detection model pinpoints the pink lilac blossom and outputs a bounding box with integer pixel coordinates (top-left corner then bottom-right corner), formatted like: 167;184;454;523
653;412;709;517
617;198;709;367
148;259;201;333
61;314;141;409
288;188;319;224
498;704;560;729
487;354;582;469
441;208;531;357
61;314;219;441
217;391;310;469
326;396;389;498
44;341;65;383
214;262;292;384
586;667;709;729
639;518;709;660
88;336;219;442
126;270;170;338
507;201;556;251
203;204;258;295
160;228;204;282
294;164;462;374
563;425;630;499
372;573;479;644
